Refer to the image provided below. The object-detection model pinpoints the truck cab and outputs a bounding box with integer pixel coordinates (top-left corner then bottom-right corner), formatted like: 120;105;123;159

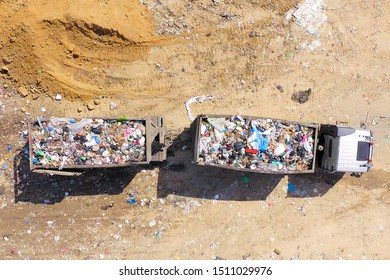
319;125;374;173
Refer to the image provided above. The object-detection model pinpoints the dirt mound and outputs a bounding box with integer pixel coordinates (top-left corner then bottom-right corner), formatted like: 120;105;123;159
0;0;165;100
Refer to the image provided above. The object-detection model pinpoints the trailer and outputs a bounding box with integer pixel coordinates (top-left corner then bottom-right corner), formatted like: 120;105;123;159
28;116;166;175
193;115;374;174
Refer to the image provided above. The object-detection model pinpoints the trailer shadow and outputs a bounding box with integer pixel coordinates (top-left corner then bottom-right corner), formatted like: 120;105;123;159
157;128;284;201
158;158;284;201
157;129;344;201
13;144;140;204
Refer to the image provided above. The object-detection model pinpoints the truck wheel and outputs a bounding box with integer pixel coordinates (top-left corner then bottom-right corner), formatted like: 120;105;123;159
351;172;362;178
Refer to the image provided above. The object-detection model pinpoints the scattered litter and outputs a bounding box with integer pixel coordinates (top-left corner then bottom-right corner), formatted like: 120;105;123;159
269;237;276;242
30;118;147;168
274;248;281;255
198;116;315;172
288;0;327;34
287;182;297;192
109;101;117;110
0;101;5;113
6;145;12;151
284;51;294;58
300;39;321;51
155;63;164;71
298;204;306;216
113;233;121;240
243;176;250;183
41;107;46;113
149;220;156;227
126;198;136;204
291;88;312;104
154;229;162;239
54;235;60;242
185;95;214;122
55;94;62;101
209;242;217;249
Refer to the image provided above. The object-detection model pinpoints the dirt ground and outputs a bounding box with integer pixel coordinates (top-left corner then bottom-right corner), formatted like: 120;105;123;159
0;0;389;260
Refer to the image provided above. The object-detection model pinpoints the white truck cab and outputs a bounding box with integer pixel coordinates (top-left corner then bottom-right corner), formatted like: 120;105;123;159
319;125;374;173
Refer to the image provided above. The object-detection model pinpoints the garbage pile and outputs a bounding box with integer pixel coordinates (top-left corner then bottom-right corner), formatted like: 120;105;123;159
198;116;315;172
30;118;146;169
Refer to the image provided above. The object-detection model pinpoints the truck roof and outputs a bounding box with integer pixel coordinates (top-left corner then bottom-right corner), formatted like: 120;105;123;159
334;128;373;173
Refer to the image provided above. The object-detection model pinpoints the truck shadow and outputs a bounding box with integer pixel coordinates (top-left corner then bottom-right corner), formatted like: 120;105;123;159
13;144;139;204
286;172;345;198
157;129;343;200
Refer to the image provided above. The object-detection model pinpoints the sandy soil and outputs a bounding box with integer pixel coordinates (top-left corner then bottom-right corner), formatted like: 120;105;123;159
0;0;389;260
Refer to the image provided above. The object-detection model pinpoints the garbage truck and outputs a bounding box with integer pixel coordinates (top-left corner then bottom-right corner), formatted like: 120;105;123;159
28;116;166;175
193;114;374;175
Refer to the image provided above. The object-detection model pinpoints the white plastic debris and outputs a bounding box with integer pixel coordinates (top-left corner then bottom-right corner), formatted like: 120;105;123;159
55;94;62;101
113;233;121;240
109;101;117;110
300;39;321;50
288;0;327;34
185;95;214;122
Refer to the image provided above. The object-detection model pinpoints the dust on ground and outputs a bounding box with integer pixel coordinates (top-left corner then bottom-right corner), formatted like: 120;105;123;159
0;0;389;260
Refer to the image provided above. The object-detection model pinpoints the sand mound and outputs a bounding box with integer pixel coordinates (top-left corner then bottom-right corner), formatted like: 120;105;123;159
0;0;162;100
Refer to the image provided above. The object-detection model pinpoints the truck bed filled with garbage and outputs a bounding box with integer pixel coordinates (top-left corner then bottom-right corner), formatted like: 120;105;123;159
29;117;149;170
194;115;318;174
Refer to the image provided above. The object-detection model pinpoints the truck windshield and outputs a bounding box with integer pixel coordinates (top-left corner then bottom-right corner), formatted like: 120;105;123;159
357;141;370;161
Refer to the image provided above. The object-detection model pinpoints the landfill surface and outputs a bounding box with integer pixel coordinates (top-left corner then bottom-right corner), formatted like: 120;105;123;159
1;0;390;261
198;116;315;172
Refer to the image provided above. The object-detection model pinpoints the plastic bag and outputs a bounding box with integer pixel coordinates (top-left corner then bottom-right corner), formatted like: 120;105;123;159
247;124;269;151
51;118;93;134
